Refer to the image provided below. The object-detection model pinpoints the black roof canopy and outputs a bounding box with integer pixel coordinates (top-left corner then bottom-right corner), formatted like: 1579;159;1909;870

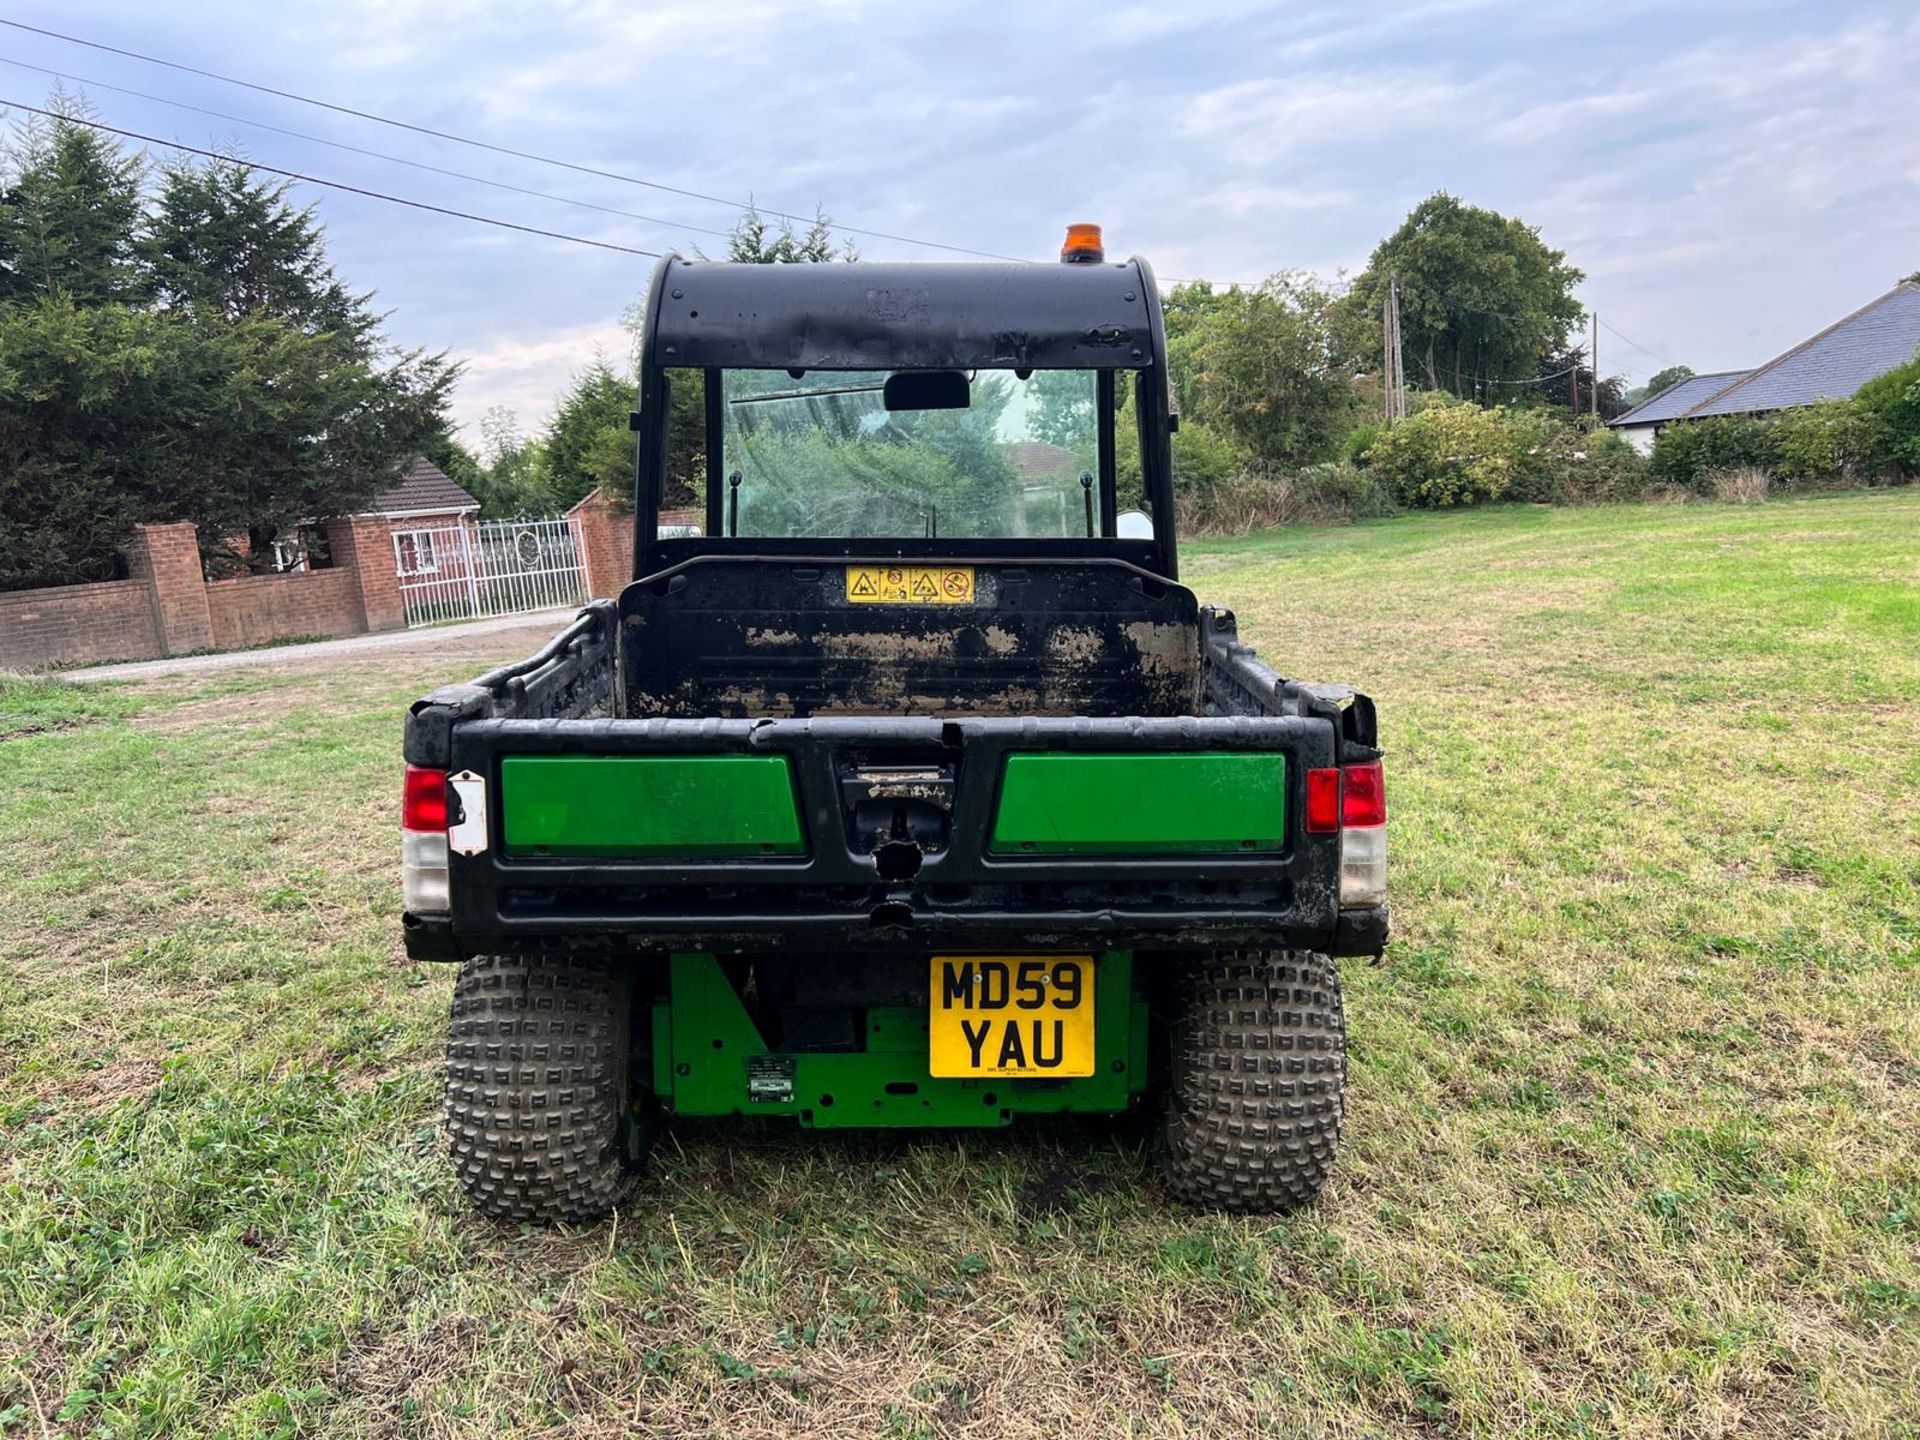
644;256;1161;372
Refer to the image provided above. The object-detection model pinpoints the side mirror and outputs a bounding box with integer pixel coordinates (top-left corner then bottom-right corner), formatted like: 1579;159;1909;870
884;370;971;412
1116;509;1155;540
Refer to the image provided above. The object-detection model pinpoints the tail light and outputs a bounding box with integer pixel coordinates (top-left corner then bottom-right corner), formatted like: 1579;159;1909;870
1304;760;1388;908
402;765;450;913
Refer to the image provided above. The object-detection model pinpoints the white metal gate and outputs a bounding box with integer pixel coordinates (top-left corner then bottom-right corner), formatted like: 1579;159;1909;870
391;518;587;626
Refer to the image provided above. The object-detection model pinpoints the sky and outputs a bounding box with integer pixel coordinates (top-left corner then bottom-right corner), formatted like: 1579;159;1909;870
4;1;1916;442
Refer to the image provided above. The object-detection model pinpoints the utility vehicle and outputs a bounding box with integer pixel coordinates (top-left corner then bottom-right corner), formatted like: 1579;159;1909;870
402;228;1388;1220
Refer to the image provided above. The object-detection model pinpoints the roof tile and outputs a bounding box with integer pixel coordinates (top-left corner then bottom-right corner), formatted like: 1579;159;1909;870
1611;370;1750;426
374;457;480;517
1684;283;1920;419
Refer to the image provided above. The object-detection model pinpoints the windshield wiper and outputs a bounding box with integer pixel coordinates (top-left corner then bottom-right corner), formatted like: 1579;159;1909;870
728;382;887;405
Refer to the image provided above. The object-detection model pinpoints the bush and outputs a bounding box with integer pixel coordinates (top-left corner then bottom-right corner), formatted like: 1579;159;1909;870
1706;466;1772;504
1117;419;1249;508
1511;419;1652;504
1852;352;1920;473
1360;400;1526;507
1343;421;1384;465
1648;414;1776;491
1170;421;1252;491
1770;398;1890;486
1292;460;1397;521
1173;461;1391;535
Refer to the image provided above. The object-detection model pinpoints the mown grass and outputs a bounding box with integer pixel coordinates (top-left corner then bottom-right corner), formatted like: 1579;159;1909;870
2;491;1916;1438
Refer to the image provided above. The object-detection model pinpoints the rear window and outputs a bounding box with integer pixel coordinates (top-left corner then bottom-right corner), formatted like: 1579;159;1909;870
718;369;1110;539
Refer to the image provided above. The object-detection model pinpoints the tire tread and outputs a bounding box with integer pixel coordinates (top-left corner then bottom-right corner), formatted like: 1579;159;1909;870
444;954;640;1223
1159;950;1346;1212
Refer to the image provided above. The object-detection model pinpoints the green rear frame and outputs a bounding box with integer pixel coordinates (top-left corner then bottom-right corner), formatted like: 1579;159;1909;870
653;953;1149;1127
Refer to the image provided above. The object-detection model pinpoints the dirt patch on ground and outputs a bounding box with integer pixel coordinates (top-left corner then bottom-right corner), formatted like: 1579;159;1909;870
136;691;274;733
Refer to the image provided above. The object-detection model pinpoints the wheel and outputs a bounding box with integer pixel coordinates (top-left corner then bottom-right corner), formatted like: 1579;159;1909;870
444;954;652;1223
1157;950;1346;1212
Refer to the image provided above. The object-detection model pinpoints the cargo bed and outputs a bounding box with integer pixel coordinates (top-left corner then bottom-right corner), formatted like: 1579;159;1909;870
403;596;1385;962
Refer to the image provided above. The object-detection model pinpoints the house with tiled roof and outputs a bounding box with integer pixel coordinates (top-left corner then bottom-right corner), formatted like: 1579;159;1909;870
373;457;481;523
372;457;481;586
1609;281;1920;452
1610;370;1751;454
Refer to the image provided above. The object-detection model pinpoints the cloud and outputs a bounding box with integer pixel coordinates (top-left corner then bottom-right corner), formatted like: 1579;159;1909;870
449;319;634;436
46;0;1917;419
1179;70;1477;164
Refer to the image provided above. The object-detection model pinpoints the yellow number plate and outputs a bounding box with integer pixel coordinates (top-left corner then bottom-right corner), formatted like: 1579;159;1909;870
928;956;1094;1077
846;565;976;605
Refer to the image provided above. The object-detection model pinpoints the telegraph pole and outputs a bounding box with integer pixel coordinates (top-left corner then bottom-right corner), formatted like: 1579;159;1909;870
1382;289;1394;424
1382;274;1407;423
1591;313;1600;420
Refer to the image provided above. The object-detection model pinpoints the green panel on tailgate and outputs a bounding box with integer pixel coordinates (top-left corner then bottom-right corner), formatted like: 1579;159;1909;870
991;752;1286;853
500;756;804;857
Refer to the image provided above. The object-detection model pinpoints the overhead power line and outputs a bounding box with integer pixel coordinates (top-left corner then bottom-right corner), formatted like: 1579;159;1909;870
0;100;663;258
0;54;739;244
1598;316;1674;367
0;17;1026;263
1482;361;1581;385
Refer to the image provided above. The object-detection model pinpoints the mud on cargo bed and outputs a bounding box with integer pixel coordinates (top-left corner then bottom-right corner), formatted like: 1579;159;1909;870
617;555;1203;718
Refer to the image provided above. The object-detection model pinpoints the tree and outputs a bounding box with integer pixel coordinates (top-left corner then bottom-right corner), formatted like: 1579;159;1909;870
1347;193;1585;401
1160;280;1239;418
544;360;638;509
147;159;358;332
1645;364;1694;398
718;205;855;264
0;109;147;306
468;408;552;518
1526;345;1628;419
0;300;199;587
0;102;461;583
1179;273;1363;467
142;157;457;568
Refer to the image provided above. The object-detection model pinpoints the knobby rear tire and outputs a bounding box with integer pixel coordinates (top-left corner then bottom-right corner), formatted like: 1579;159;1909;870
1158;950;1347;1212
444;954;646;1224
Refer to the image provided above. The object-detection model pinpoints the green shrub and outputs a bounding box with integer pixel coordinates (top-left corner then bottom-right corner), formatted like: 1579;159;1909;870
1118;419;1249;507
1173;460;1393;534
1852;351;1920;473
1343;421;1384;466
1171;421;1252;491
1770;398;1890;485
1511;419;1652;504
1361;400;1525;507
1292;460;1397;520
1648;415;1776;491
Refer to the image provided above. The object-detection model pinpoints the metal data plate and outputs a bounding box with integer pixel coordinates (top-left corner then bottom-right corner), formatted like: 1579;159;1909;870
928;956;1095;1077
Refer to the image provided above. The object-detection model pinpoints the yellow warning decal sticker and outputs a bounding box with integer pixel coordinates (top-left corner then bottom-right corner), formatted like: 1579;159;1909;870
845;565;976;605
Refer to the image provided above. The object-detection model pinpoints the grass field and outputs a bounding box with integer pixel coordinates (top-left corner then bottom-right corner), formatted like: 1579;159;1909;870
2;492;1916;1439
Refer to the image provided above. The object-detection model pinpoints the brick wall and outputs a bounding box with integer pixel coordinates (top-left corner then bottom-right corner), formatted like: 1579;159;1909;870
128;521;215;655
568;492;627;599
569;494;699;598
0;580;163;669
206;569;363;650
1;511;413;673
325;515;407;633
